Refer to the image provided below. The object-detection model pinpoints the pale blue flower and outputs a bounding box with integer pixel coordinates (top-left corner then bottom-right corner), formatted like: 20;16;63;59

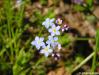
51;42;61;50
31;36;45;49
46;35;58;46
40;45;53;57
46;35;59;49
48;25;60;36
42;18;55;29
51;42;59;48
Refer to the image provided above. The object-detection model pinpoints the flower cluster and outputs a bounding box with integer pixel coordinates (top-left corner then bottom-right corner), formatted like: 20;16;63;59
31;18;69;60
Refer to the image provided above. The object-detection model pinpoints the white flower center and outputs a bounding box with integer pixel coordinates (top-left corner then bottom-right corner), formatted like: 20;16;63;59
44;47;49;51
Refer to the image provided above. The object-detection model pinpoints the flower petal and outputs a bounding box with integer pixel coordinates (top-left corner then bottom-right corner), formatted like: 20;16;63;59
36;45;40;50
56;26;60;30
56;31;60;35
31;41;36;45
40;37;44;41
54;37;58;41
51;32;55;36
44;52;49;57
48;29;52;32
35;36;39;41
48;49;53;53
50;18;55;22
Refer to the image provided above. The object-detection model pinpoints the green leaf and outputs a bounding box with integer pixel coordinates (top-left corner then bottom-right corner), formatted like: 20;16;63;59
86;0;93;7
96;29;99;51
73;5;85;11
40;0;47;5
86;15;96;22
86;0;93;11
16;50;31;66
91;29;99;72
58;34;70;46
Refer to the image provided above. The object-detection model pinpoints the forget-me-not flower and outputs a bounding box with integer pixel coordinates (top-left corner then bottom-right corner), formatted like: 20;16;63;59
31;36;45;49
46;36;58;44
42;18;55;29
46;35;58;48
40;45;53;57
48;25;60;36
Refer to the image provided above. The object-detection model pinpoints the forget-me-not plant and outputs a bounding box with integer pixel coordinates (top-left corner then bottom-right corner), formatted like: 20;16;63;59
31;18;66;58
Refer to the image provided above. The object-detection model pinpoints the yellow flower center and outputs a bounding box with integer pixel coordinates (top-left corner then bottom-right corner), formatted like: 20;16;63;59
53;28;56;33
58;21;61;24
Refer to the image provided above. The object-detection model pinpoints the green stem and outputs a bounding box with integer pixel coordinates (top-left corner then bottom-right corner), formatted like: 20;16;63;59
72;52;95;73
91;29;99;72
4;0;14;63
38;26;44;36
75;37;95;41
91;51;96;72
0;25;29;56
